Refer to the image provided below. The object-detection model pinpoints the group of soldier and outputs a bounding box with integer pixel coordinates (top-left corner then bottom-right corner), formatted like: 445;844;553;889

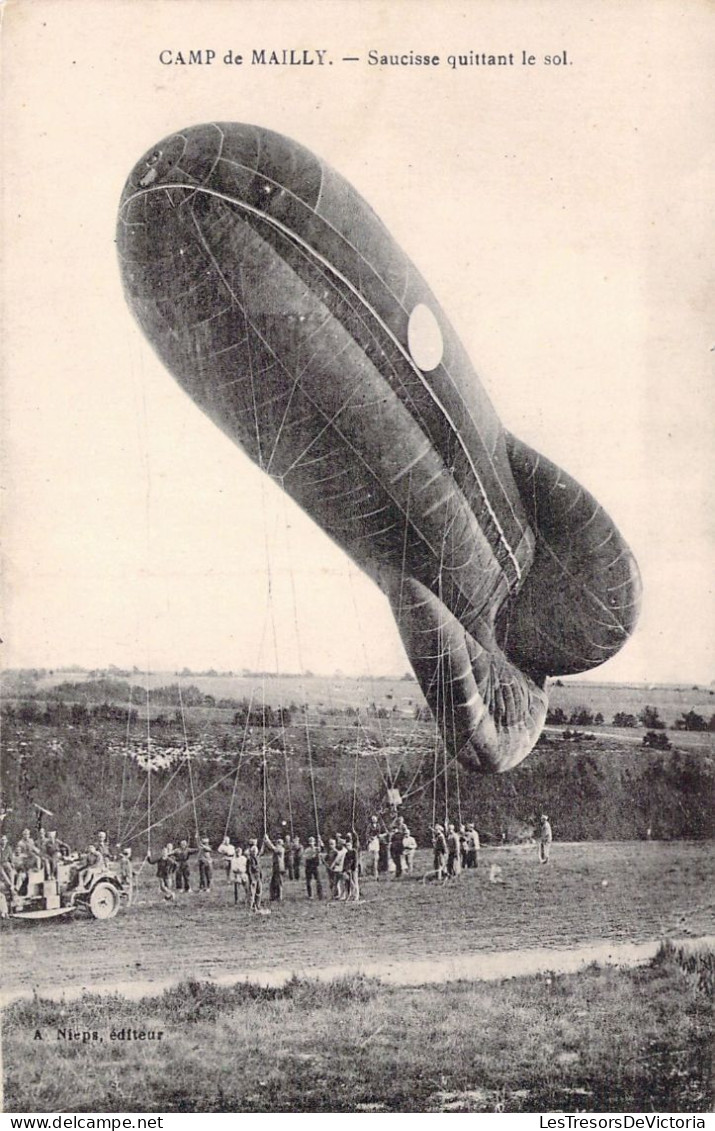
427;820;482;881
142;812;494;912
146;827;366;911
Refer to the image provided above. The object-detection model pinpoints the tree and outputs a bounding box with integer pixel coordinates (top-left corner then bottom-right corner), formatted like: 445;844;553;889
569;707;594;726
546;707;567;725
639;705;665;730
675;710;707;732
613;712;638;728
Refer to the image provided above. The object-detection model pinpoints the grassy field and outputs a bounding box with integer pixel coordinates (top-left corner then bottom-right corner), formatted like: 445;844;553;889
15;667;715;719
2;843;713;999
548;680;715;725
26;669;422;712
2;940;712;1113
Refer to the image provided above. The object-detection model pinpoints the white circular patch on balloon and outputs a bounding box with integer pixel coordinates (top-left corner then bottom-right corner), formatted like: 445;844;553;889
407;304;444;372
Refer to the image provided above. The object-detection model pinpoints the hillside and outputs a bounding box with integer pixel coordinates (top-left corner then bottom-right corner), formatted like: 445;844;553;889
1;671;712;849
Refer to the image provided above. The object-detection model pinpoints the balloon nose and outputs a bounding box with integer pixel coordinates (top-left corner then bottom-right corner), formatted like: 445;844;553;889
125;132;188;194
120;124;232;212
137;153;161;187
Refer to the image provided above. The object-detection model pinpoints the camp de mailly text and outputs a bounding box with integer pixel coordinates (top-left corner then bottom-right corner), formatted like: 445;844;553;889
157;48;571;68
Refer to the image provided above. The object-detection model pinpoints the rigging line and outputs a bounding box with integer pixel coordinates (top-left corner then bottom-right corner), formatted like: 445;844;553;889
437;576;451;830
119;776;147;846
178;680;200;842
117;682;134;841
432;728;439;829
390;707;437;801
122;762;247;845
256;479;272;833
399;656;450;798
432;627;443;829
402;750;462;806
436;486;461;825
117;750;129;844
146;760;152;858
356;716;389;793
223;750;245;840
279;490;321;847
429;503;449;828
390;472;432;792
261;479;294;840
390;641;444;789
283;738;295;840
262;743;269;838
266;253;441;477
345;563;391;760
442;667;450;828
443;713;452;827
145;671;152;857
121;763;178;844
400;660;450;796
402;739;434;801
121;743;202;844
341;559;393;789
124;328;154;853
351;731;360;832
224;660;271;838
447;609;464;832
455;755;463;829
431;584;447;834
385;747;394;794
142;744;192;812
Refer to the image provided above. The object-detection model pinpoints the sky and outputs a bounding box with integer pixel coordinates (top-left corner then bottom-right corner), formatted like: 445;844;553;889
2;0;713;683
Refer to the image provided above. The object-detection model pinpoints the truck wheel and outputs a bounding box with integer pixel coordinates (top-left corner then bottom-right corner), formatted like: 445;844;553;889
88;882;120;920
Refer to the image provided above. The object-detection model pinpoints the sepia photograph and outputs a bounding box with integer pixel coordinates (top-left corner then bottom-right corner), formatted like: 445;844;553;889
1;0;713;1117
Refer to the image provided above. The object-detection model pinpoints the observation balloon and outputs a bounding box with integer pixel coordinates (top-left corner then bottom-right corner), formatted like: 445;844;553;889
117;123;641;773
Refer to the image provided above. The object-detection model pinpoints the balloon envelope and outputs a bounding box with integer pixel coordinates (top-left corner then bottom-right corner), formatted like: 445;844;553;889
117;122;641;772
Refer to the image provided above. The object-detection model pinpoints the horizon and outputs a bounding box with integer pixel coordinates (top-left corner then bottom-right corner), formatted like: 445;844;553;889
3;663;713;690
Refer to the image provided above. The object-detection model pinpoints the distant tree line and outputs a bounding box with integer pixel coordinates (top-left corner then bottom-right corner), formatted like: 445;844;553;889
546;703;715;732
1;701;139;726
1;679;296;716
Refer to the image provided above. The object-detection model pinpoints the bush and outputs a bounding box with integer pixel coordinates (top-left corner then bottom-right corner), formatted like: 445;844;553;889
639;706;665;729
654;940;715;997
569;707;594;726
642;731;671;750
546;707;567;725
675;711;708;732
613;712;638;728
